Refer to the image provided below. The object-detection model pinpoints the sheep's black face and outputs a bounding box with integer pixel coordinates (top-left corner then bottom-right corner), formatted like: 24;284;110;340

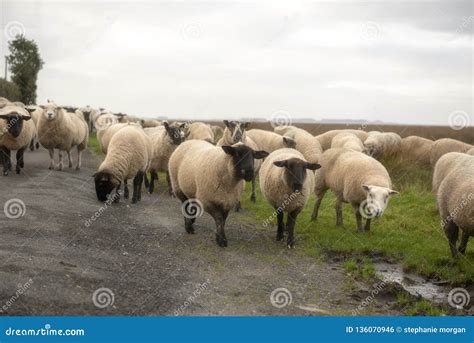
222;145;269;181
274;158;321;193
0;115;29;138
94;171;117;202
223;120;250;144
164;122;186;145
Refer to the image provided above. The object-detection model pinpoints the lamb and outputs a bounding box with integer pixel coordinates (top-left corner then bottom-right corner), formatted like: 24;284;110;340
437;155;474;257
363;132;402;159
400;136;434;165
97;122;140;154
259;148;320;247
143;121;186;194
331;132;364;152
432;152;472;199
37;103;89;170
430;138;473;167
185;122;214;143
217;120;261;203
315;129;368;151
169;140;268;247
312;148;398;231
281;127;323;164
0;103;36;176
246;129;296;153
94;125;151;204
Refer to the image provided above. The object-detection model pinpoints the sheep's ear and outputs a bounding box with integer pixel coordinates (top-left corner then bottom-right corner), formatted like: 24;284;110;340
163;121;170;129
283;136;296;148
21;115;31;121
179;123;187;129
222;145;235;156
223;120;231;128
0;115;9;119
306;163;321;170
253;150;269;159
362;184;371;192
389;189;399;196
26;107;36;113
274;160;287;168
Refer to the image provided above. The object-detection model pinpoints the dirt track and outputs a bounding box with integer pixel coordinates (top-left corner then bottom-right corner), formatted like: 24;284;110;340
0;147;401;315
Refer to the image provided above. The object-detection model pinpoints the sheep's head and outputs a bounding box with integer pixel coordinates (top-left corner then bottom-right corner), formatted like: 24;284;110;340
282;136;296;149
42;104;63;121
93;171;119;202
360;185;399;218
274;158;320;192
0;106;32;138
222;144;268;181
223;120;250;144
164;121;186;145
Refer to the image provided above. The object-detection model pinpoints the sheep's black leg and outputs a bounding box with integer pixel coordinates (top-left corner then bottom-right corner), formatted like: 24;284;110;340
29;138;35;151
364;218;372;232
458;230;469;255
149;169;158;194
137;171;144;201
1;147;11;176
132;174;140;204
144;171;150;189
210;207;229;247
250;175;257;202
276;210;285;241
123;179;129;199
176;191;194;234
443;219;459;258
35;142;39;149
166;171;173;196
113;185;120;203
16;147;26;174
286;209;301;248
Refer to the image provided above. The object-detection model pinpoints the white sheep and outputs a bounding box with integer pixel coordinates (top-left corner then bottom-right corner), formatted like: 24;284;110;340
467;148;474;156
432;152;472;199
259;148;320;247
282;127;322;164
437;155;474;257
246;129;296;153
185;122;214;143
169;140;268;247
97;122;140;154
94;125;151;203
25;105;42;150
363;132;402;159
273;125;297;136
316;129;368;151
430;138;473;167
0;103;36;175
140;119;162;128
331;132;364;152
312;148;398;231
37;103;89;170
144;121;186;194
400;136;434;165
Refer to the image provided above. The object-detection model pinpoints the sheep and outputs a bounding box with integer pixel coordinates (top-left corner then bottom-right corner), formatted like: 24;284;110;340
273;125;297;136
282;127;322;164
140;119;162;128
94;112;119;131
37;103;89;170
437;155;474;257
430;138;473;167
97;122;140;154
399;136;434;165
143;121;186;194
331;132;364;152
25;105;42;150
94;125;151;204
363;132;402;159
432;152;472;200
312;148;398;231
467;148;474;156
185;122;214;143
259;148;320;247
0;103;36;176
315;129;368;151
246;129;296;153
169;140;268;247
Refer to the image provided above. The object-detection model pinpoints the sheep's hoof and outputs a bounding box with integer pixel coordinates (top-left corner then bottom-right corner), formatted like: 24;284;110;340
250;194;256;202
185;220;194;234
3;171;8;176
76;166;81;171
287;243;295;249
57;165;63;171
276;233;284;241
310;215;317;222
48;165;53;170
132;198;138;204
216;235;228;247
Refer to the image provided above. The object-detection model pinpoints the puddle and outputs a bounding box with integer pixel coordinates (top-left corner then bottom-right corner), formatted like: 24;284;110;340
374;262;448;303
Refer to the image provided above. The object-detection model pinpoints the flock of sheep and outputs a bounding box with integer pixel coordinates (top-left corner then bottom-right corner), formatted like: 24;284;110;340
0;96;473;257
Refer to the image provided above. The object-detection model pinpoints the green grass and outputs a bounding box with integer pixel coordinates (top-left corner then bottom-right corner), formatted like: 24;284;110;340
241;157;474;285
88;132;102;155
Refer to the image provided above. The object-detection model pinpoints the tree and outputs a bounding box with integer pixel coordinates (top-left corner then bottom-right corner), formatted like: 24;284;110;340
6;35;44;104
0;78;21;101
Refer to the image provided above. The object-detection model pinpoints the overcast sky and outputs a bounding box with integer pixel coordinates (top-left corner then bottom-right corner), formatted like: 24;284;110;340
1;0;472;125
